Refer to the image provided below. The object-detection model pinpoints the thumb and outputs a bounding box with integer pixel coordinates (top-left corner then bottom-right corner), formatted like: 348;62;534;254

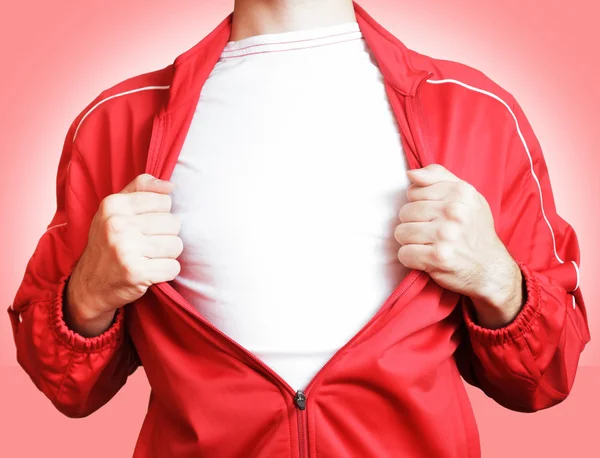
406;167;434;186
119;173;174;195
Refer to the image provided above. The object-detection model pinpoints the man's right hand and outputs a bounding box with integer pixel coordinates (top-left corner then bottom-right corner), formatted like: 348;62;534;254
64;173;183;337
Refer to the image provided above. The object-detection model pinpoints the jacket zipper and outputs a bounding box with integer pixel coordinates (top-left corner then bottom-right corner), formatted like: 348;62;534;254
157;265;423;458
294;390;308;458
290;75;435;403
157;270;423;393
290;269;422;457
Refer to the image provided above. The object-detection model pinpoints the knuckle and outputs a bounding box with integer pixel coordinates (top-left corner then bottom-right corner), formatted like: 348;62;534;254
169;260;181;279
123;266;140;285
124;258;147;285
105;215;124;235
99;194;119;216
406;183;417;200
456;181;473;199
135;174;151;188
112;240;130;264
445;202;466;222
397;245;413;267
437;221;459;241
436;222;449;240
174;236;184;255
398;205;409;222
394;224;403;243
397;245;406;261
434;242;453;267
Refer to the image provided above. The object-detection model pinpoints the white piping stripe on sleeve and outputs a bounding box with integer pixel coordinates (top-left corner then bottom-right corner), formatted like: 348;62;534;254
46;222;67;232
571;260;580;291
13;87;170;315
426;79;565;267
73;85;170;142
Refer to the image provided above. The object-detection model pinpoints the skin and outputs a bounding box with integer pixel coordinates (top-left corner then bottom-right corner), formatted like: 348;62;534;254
395;164;525;329
66;1;523;336
230;0;356;41
64;174;183;337
65;0;358;338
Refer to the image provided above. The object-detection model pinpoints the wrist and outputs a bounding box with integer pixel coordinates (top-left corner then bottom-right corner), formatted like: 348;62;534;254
469;258;525;329
64;273;116;337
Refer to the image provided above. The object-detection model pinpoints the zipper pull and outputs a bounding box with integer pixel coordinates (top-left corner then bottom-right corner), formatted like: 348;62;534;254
294;390;306;410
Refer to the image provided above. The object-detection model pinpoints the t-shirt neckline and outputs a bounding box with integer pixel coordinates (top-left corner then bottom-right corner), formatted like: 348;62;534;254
221;21;362;58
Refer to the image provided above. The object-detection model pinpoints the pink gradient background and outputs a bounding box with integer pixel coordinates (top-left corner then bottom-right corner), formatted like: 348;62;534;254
1;0;598;456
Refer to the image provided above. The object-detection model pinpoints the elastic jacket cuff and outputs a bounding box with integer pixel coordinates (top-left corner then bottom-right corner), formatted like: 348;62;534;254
461;259;541;346
49;271;125;353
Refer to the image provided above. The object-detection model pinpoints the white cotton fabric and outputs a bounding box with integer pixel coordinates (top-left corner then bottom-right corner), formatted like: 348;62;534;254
169;20;412;391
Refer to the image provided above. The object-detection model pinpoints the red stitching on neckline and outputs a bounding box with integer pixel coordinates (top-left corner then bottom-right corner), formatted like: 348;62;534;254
222;29;361;55
220;36;363;59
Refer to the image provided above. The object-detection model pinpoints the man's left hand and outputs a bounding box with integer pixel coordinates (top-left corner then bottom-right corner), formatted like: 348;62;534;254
394;163;525;329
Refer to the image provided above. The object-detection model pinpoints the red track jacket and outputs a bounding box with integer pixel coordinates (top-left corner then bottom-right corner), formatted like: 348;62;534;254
7;2;591;457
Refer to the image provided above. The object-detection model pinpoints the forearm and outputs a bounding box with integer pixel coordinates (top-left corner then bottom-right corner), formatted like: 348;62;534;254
64;277;117;338
469;257;527;329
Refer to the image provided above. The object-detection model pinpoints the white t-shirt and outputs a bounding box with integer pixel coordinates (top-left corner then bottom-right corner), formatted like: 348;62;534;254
169;20;412;391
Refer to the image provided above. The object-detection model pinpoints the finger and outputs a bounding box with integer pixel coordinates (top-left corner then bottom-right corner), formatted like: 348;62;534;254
406;181;455;202
144;258;181;284
398;200;445;223
397;243;439;271
405;163;461;186
394;222;436;245
398;242;456;272
143;235;184;259
126;192;173;214
119;173;175;195
132;212;181;235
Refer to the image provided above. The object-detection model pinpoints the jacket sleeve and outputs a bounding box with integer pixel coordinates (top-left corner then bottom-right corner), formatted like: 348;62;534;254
454;95;591;413
6;106;140;418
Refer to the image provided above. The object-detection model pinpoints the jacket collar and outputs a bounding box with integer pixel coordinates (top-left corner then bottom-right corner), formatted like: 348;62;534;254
164;0;429;114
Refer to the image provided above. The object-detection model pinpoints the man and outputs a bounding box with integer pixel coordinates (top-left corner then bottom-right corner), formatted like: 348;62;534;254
7;0;591;456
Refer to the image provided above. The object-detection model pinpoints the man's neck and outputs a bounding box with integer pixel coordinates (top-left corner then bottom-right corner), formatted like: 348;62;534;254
230;0;356;41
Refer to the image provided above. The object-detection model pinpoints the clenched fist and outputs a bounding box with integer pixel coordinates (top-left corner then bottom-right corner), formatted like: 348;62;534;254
394;163;524;329
64;173;183;336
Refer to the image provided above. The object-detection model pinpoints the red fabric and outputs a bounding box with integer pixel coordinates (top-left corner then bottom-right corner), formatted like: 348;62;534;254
7;2;590;457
